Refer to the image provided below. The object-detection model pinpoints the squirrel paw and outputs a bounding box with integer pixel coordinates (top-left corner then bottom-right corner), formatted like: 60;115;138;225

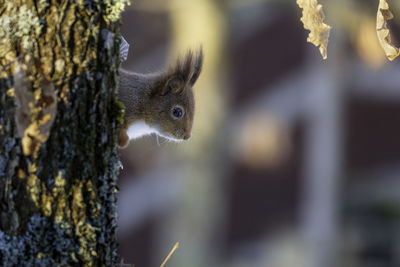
118;127;130;149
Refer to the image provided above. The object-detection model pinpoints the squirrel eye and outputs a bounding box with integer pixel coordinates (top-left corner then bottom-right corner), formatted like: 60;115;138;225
172;107;184;118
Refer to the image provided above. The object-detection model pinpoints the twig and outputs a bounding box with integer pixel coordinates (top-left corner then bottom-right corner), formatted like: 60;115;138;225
160;242;180;267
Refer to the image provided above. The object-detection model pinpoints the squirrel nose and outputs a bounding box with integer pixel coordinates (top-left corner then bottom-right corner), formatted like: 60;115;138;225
183;134;191;140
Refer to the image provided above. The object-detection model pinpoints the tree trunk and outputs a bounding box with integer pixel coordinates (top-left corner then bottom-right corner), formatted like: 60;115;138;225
0;1;124;266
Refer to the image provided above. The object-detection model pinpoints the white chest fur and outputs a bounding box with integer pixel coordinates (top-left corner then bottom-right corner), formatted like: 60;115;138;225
127;120;159;139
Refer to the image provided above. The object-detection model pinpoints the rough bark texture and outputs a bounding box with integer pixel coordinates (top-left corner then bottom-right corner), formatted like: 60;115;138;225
0;1;124;266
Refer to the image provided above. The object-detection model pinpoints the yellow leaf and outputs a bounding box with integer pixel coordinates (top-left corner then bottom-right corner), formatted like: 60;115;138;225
376;0;400;61
297;0;331;59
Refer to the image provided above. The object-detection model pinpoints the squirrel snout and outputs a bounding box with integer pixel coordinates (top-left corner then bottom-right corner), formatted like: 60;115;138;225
183;134;191;140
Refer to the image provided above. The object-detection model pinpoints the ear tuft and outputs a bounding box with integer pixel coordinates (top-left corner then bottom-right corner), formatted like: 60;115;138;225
190;47;203;85
166;46;204;93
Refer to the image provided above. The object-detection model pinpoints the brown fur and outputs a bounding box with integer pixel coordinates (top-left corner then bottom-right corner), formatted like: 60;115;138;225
118;47;203;148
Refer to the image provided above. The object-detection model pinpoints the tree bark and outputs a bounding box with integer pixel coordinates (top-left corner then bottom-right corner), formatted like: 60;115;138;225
0;1;124;266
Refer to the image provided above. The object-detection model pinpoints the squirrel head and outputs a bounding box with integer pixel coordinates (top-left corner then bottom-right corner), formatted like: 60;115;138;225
147;47;203;141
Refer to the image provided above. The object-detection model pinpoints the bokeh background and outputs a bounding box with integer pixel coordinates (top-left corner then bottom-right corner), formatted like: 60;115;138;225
117;1;400;266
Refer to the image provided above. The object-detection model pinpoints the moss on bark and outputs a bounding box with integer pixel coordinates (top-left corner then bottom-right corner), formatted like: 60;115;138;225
0;0;126;265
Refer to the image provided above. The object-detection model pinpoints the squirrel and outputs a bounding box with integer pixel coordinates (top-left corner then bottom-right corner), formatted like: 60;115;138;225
117;48;203;148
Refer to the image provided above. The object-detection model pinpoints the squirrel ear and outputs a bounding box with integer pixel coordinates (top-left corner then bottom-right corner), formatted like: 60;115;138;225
189;47;203;86
163;47;203;94
161;76;185;95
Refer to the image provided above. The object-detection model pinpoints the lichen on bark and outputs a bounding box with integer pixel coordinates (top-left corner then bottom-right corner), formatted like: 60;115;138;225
0;0;127;266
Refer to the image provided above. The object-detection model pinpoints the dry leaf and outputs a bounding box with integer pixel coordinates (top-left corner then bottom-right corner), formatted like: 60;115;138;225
297;0;332;59
376;0;400;61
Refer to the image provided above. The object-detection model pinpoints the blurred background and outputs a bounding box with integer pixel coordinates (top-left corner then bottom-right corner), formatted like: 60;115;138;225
117;0;400;266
